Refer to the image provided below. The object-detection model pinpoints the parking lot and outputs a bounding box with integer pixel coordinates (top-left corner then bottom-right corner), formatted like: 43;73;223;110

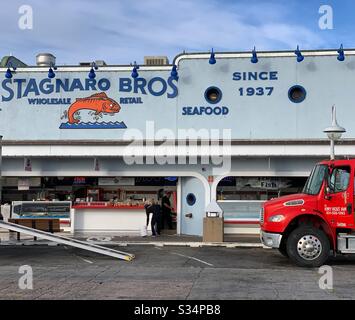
0;244;355;299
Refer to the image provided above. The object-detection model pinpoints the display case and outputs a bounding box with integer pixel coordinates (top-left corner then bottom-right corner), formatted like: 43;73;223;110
11;201;71;219
86;188;101;202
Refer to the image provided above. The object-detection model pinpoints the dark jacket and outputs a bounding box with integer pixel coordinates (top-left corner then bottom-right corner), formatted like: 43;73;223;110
145;204;161;217
161;196;171;214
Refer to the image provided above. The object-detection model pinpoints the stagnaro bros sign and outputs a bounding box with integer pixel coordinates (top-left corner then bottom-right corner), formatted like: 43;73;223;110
1;76;178;129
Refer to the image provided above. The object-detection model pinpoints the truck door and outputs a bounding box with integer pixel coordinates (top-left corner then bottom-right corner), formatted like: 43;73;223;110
321;165;355;229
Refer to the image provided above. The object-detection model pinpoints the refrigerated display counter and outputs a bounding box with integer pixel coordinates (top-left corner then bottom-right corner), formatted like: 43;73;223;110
71;202;148;234
11;201;72;231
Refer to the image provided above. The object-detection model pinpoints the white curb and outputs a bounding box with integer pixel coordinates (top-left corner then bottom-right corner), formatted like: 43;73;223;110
0;240;262;248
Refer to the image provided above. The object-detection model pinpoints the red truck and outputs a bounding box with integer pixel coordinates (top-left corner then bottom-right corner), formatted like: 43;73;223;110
260;159;355;267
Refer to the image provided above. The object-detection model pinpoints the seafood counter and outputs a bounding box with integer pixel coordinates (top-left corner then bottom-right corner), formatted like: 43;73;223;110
71;202;149;234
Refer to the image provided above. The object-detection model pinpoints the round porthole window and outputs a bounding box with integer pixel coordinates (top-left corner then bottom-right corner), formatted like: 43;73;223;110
288;85;306;103
204;86;222;104
186;193;196;206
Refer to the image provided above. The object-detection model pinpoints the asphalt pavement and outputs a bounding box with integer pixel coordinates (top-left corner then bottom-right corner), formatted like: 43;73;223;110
0;245;355;299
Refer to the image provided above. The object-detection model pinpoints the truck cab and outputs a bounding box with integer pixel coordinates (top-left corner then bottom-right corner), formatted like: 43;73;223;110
260;159;355;267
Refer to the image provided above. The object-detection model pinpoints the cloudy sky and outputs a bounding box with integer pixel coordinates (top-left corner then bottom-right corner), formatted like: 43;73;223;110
0;0;352;65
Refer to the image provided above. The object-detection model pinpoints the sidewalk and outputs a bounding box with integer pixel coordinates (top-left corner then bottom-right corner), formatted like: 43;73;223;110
0;230;262;248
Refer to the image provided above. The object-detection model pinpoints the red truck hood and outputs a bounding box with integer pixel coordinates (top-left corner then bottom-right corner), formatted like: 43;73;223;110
265;193;306;205
263;193;316;212
261;193;318;231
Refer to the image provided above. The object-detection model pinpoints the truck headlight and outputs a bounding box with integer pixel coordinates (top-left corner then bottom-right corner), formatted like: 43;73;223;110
268;214;285;222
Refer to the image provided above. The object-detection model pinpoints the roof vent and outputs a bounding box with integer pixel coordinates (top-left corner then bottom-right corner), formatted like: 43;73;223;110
144;56;169;66
94;60;107;66
79;60;107;67
36;53;56;66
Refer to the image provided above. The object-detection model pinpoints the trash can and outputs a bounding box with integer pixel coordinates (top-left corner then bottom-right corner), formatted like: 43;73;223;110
203;200;224;242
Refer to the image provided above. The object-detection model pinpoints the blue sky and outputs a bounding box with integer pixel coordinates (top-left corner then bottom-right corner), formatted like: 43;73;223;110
0;0;354;65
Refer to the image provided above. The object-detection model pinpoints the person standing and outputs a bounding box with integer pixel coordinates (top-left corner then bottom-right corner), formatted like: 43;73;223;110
145;199;161;236
144;200;152;230
161;191;173;230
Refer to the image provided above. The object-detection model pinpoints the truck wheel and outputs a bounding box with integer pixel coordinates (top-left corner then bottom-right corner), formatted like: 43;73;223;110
286;226;330;268
278;240;288;257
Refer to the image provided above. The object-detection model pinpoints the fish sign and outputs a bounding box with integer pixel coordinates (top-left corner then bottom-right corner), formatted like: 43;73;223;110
59;92;126;129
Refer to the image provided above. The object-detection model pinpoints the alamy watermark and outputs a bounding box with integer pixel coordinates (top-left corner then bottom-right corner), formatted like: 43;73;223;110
18;265;33;290
318;265;333;290
18;5;33;30
319;5;333;30
122;121;232;176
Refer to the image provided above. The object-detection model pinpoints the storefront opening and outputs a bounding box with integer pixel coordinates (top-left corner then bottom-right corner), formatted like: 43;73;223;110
3;176;178;234
217;176;308;233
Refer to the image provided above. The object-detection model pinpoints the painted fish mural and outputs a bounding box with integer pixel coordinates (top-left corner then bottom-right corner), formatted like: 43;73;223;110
67;92;120;124
59;92;127;129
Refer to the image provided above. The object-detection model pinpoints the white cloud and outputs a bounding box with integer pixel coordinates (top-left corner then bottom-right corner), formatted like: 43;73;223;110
0;0;325;65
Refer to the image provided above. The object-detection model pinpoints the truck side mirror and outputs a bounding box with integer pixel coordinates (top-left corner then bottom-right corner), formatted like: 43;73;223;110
325;186;332;200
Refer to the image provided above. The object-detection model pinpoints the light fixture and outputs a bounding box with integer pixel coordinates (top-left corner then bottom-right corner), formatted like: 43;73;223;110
131;61;139;78
294;45;304;62
251;47;258;63
170;64;178;80
5;68;12;79
88;62;98;79
337;44;345;61
48;63;57;79
5;63;16;79
209;48;216;64
323;105;346;160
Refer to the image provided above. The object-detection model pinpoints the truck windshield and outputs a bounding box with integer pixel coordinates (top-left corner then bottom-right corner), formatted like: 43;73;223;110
302;165;327;195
